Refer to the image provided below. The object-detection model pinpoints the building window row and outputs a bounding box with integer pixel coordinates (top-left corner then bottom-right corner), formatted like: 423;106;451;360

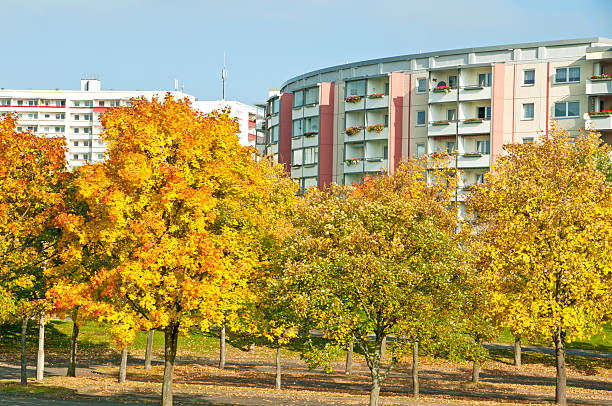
292;146;319;166
555;67;580;84
554;101;580;118
293;87;319;108
292;117;320;137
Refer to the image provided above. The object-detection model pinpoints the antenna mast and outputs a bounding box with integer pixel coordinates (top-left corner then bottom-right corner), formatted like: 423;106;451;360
221;52;227;100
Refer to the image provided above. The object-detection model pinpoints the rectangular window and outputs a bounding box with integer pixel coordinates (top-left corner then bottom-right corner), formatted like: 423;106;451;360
384;114;389;127
478;73;491;87
97;153;104;159
416;110;426;126
84;114;91;120
291;148;303;166
17;100;23;106
293;90;304;107
56;100;65;107
74;101;80;107
83;140;90;147
555;67;580;83
84;128;90;134
271;126;279;143
416;143;425;157
475;173;485;184
346;80;366;96
446;141;456;154
73;141;79;146
554;101;579;118
477;106;491;119
383;145;388;160
74;128;79;134
99;101;105;107
304;116;319;133
305;87;318;105
448;75;458;88
272;99;280;114
523;70;535;85
292;119;303;137
83;154;89;160
75;115;80;120
447;109;457;121
523;137;534;143
476;140;491;154
303;147;318;165
84;101;92;107
73;154;79;160
522;103;534;120
0;99;10;106
417;78;427;93
44;114;50;118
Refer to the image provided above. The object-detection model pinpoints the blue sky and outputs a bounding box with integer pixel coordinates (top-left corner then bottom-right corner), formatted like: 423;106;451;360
1;0;611;105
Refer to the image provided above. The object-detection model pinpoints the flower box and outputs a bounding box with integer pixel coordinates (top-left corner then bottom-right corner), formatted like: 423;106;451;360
590;74;612;81
344;126;362;136
464;118;483;123
366;124;385;133
345;95;362;103
589;110;612;117
303;131;317;137
463;152;482;157
432;120;450;126
345;158;361;166
463;85;484;90
368;93;385;99
433;85;452;93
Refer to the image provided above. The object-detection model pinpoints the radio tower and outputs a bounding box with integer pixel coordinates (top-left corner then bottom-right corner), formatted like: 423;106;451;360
221;52;227;101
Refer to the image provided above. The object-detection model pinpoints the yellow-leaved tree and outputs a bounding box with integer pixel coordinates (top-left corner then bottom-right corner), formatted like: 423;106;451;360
467;123;612;405
73;95;292;405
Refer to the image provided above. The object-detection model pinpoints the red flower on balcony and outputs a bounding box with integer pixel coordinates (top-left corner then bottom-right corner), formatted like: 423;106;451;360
345;95;362;103
344;126;363;136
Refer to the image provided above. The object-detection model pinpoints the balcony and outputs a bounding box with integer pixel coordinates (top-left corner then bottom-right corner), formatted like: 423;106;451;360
459;86;492;102
364;158;388;173
364;126;389;141
589;113;612;130
292;107;303;120
457;153;490;168
344;159;364;173
429;88;458;104
302;163;318;178
302;133;319;148
586;78;612;95
303;104;320;117
458;119;491;135
345;97;365;111
428;121;457;137
365;95;389;110
344;127;364;143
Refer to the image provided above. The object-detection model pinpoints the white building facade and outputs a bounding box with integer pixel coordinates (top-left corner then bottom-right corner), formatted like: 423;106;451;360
192;100;263;148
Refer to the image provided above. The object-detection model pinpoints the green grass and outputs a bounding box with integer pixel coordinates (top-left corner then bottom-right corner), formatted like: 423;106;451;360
495;324;612;352
0;381;73;395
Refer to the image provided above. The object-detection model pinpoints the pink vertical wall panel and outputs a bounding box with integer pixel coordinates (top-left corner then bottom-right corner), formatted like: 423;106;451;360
491;63;505;163
279;93;293;173
318;82;334;188
389;72;405;174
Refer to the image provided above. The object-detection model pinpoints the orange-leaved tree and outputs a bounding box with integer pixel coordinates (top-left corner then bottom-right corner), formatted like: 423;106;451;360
74;95;291;405
0;113;67;384
467;123;612;405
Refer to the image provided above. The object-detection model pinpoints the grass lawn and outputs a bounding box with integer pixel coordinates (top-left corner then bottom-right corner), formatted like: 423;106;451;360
496;324;612;351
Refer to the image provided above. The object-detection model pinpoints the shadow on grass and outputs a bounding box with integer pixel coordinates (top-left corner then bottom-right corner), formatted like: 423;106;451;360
488;348;612;375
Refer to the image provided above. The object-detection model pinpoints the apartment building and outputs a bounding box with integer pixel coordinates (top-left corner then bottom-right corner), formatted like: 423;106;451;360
261;37;612;205
0;76;194;170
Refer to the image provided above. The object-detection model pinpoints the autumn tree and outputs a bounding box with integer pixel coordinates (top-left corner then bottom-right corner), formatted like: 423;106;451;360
73;95;291;406
467;123;612;405
0;113;67;385
283;158;472;406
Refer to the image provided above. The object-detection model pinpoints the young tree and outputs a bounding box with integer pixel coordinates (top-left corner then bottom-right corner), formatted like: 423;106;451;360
468;123;612;405
0;113;67;385
283;158;472;406
72;95;292;406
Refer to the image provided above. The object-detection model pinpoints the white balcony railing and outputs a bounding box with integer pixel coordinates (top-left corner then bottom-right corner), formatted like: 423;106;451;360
459;86;492;101
365;95;389;110
458;119;491;135
429;88;458;103
457;153;490;168
428;121;457;136
586;79;612;95
589;114;612;130
345;98;365;111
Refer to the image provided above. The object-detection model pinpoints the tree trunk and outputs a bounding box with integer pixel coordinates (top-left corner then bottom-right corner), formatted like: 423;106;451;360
514;336;522;367
380;336;386;360
20;316;28;385
36;311;45;381
345;342;353;375
472;360;481;383
368;336;383;406
412;341;419;398
275;346;281;390
145;329;154;370
67;309;79;377
161;322;179;406
219;325;226;369
248;342;255;352
118;345;128;383
554;327;567;405
369;378;381;406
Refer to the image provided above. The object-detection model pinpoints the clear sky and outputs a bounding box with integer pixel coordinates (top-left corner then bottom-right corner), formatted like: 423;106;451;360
1;0;611;105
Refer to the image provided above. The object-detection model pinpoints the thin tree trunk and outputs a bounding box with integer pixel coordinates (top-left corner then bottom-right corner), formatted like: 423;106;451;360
275;346;281;390
514;336;522;367
380;336;386;360
412;341;419;398
472;360;481;383
144;329;154;370
248;342;255;352
219;325;226;369
20;316;28;385
161;322;179;406
368;336;383;406
345;342;353;375
36;311;45;381
118;345;128;383
554;327;567;405
369;378;381;406
67;309;79;377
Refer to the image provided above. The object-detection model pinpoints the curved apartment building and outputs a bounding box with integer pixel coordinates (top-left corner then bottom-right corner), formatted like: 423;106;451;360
259;37;612;196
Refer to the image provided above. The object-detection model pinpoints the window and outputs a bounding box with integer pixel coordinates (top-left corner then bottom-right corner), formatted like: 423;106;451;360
0;99;10;106
73;141;79;146
97;153;104;160
522;103;534;120
74;128;79;134
55;113;65;119
74;101;80;107
303;147;318;165
84;114;91;120
383;145;388;160
293;90;303;107
523;70;535;86
73;154;79;160
110;100;121;107
416;143;425;157
477;106;491;119
99;101;105;107
476;140;490;154
55;126;63;133
554;101;579;118
84;101;92;107
44;127;49;132
384;114;389;127
44;114;50;119
17;100;23;106
478;73;491;87
523;137;534;143
126;101;132;107
305;87;318;105
56;100;65;107
446;141;456;154
83;154;89;161
416;111;426;126
475;173;485;184
84;128;90;134
555;67;580;83
83;140;90;147
75;115;80;120
346;80;366;96
27;126;37;131
271;98;280;114
292;119;303;137
291;149;303;166
304;116;319;133
270;126;279;143
448;75;458;89
417;78;427;93
447;109;457;121
28;100;38;106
